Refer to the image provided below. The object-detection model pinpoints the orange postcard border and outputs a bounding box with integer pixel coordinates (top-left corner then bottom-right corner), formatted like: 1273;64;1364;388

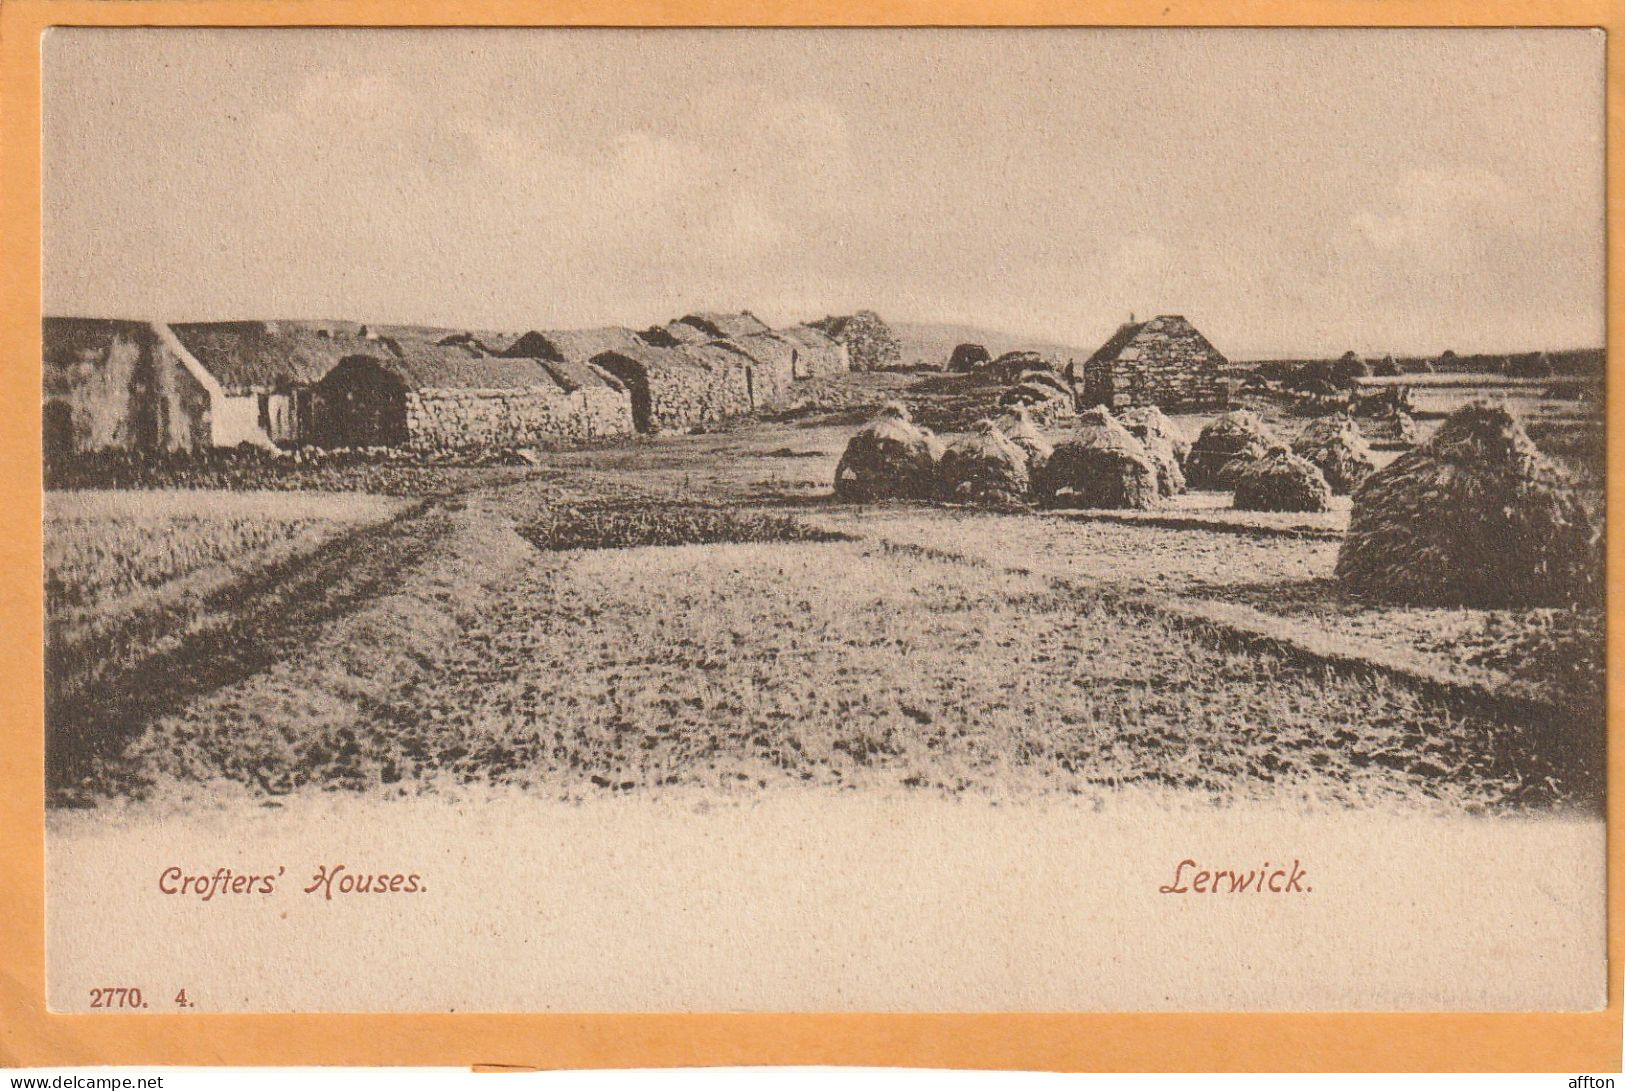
1;0;1620;1072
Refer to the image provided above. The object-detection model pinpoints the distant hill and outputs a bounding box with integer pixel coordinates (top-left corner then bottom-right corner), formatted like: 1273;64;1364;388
890;321;1098;370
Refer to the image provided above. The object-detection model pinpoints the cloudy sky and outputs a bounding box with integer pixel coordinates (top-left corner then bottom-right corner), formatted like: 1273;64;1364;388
44;28;1604;358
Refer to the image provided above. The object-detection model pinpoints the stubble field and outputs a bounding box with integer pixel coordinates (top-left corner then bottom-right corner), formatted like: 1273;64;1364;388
44;407;1605;814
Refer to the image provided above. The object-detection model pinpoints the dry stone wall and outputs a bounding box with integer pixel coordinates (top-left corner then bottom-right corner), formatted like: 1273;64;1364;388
1095;316;1229;412
405;386;633;450
646;364;752;432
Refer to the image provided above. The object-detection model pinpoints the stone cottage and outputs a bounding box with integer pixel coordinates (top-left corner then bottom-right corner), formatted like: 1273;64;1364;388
1078;314;1230;412
311;343;633;450
168;321;392;447
774;324;851;379
714;332;799;406
42;318;367;454
588;342;753;434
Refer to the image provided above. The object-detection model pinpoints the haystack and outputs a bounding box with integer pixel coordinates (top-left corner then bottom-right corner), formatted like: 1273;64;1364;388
1232;445;1333;513
1119;405;1188;496
1185;411;1281;489
994;406;1054;475
1292;414;1376;495
999;367;1075;421
937;420;1030;507
1032;407;1160;510
834;402;942;501
1335;403;1599;607
948;342;990;372
1215;441;1267;488
1119;405;1190;462
1390;411;1419;445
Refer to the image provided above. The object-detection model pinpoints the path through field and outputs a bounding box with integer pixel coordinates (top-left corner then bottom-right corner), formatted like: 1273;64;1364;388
47;424;1603;812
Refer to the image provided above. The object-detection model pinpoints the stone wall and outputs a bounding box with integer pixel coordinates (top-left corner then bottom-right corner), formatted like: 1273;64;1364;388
405;386;634;450
1092;316;1229;412
646;363;752;432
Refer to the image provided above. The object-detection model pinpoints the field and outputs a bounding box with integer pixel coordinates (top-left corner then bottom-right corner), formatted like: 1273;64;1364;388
43;369;1606;814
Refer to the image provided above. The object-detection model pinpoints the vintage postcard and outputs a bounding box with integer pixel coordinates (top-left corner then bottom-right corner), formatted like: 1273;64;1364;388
10;13;1616;1067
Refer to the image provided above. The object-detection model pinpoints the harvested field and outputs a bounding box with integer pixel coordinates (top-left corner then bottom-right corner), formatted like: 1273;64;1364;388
46;490;407;614
51;495;1599;811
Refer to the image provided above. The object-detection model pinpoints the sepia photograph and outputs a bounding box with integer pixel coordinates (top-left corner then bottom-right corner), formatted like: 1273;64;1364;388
39;26;1607;1015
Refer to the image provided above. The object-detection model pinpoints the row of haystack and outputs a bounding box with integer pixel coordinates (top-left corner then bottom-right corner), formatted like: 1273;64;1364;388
835;403;1048;507
835;403;1190;511
1180;409;1387;513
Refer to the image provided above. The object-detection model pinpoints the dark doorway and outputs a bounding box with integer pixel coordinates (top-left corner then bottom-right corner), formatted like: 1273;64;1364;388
594;354;654;433
312;356;409;447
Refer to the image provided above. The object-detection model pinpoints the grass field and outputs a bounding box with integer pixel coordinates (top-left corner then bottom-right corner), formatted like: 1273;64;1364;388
43;373;1607;815
45;490;409;614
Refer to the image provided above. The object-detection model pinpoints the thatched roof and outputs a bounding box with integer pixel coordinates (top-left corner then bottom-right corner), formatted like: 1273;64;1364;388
1232;446;1332;512
775;323;839;352
591;341;745;377
834;402;941;501
1085;315;1228;369
169;321;387;394
1335;403;1600;606
721;330;798;372
938;420;1031;507
674;311;771;341
661;321;712;345
1083;321;1147;369
378;347;568;391
502;327;645;364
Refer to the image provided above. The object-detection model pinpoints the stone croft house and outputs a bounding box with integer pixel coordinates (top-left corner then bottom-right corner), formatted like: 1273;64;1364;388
589;342;756;434
311;344;632;449
43;318;364;454
44;309;854;452
44;319;635;453
586;312;850;433
1077;314;1230;412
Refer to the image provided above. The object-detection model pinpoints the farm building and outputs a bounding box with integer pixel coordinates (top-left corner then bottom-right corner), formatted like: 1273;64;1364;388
311;343;633;450
44;319;213;454
168;321;392;447
807;310;901;372
1079;314;1229;412
775;324;851;378
715;332;798;406
589;343;753;433
43;318;376;453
